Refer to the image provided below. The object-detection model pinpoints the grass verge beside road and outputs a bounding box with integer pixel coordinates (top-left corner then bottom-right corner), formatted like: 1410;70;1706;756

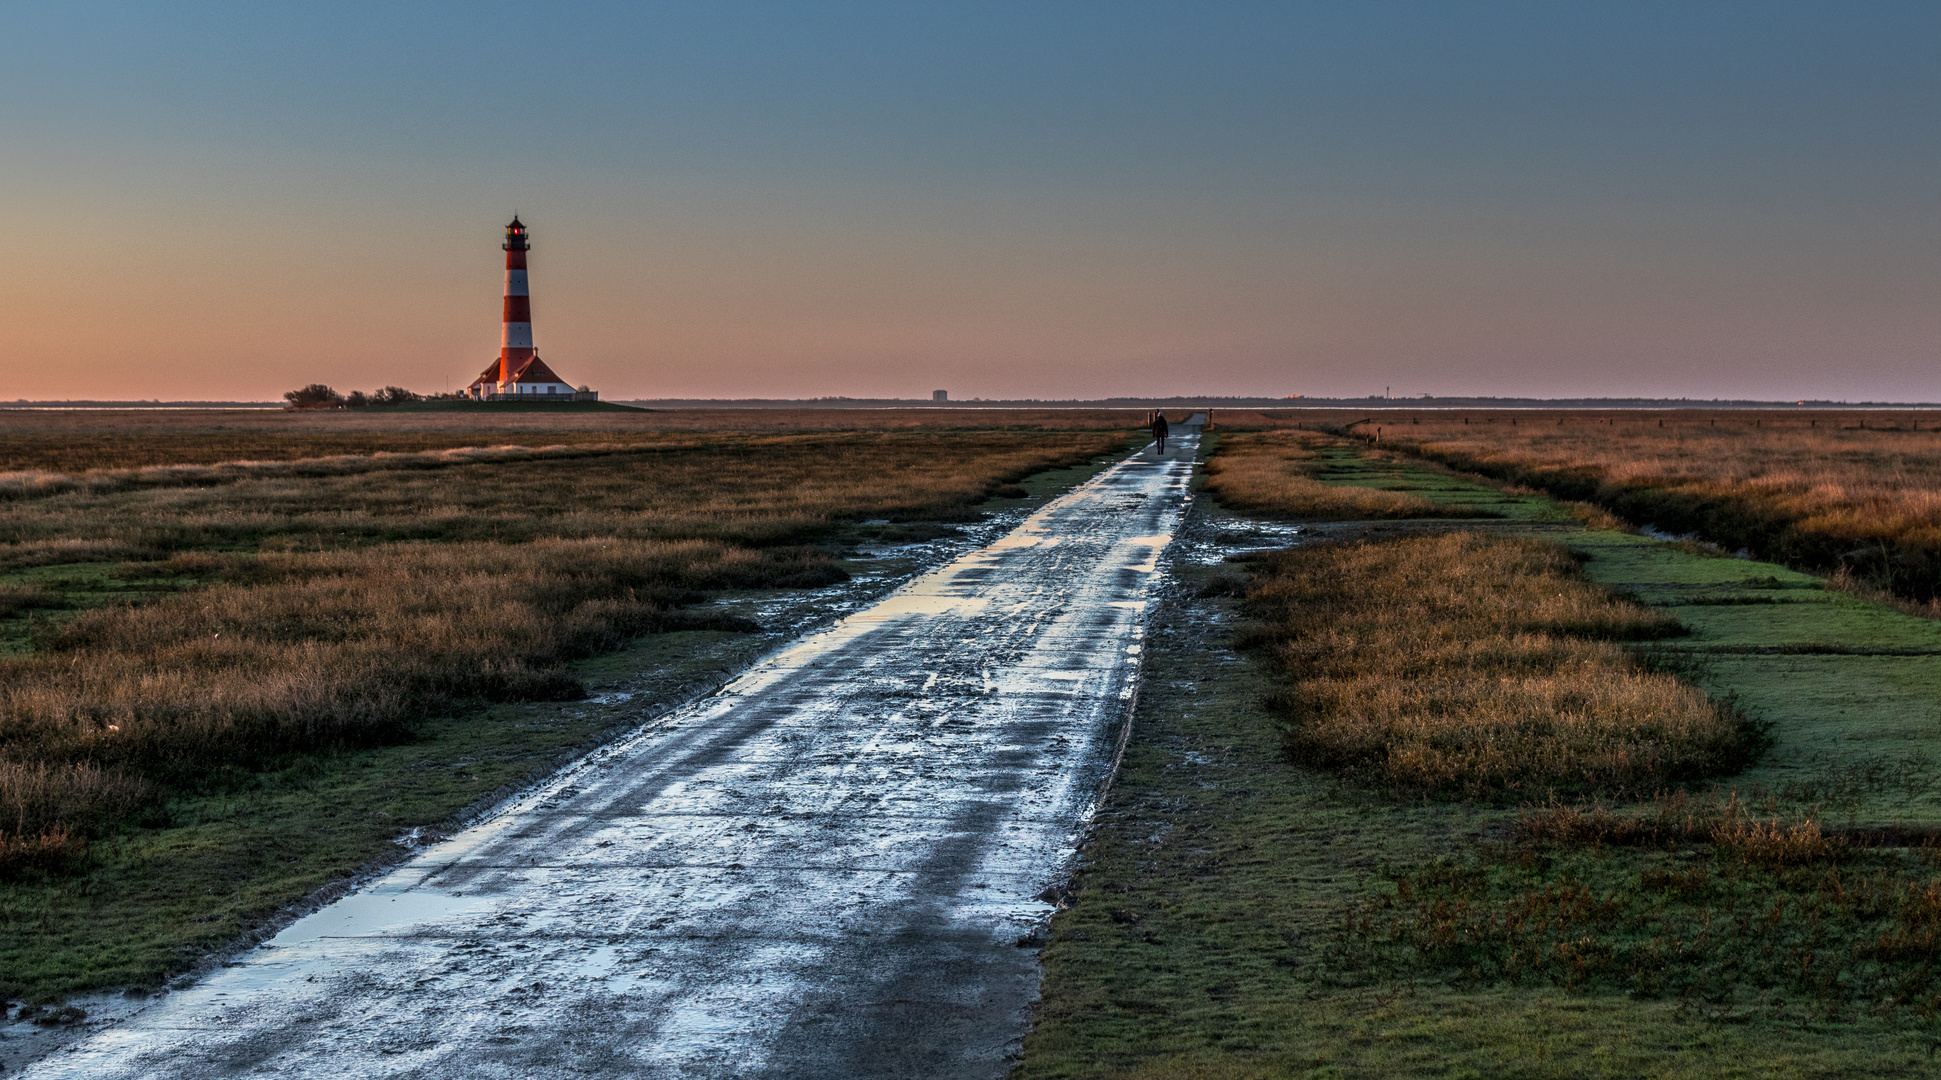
1020;433;1941;1077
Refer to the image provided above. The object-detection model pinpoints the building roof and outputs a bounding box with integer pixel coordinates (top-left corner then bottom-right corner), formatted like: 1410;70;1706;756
507;355;568;385
468;355;572;389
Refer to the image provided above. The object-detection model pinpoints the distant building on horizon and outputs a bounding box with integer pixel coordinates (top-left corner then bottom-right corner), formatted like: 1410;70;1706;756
933;390;948;402
467;216;597;401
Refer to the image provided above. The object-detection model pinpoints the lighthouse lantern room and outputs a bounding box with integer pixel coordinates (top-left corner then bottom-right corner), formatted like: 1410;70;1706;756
466;216;597;401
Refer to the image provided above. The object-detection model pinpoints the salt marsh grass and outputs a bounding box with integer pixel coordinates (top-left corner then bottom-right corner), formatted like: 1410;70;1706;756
0;430;1123;568
1023;431;1940;1074
1241;533;1753;795
1230;408;1941;601
6;538;807;774
0;406;1142;472
1200;432;1449;519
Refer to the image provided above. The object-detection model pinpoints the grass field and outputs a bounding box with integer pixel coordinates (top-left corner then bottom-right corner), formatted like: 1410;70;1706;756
0;406;1142;472
1199;431;1492;521
1214;408;1941;604
1020;430;1941;1077
0;409;1140;999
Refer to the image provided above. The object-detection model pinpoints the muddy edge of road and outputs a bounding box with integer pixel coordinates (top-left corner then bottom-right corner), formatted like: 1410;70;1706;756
2;449;1141;1071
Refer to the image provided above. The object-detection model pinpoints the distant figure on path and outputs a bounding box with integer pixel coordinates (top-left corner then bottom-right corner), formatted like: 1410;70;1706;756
1151;412;1170;455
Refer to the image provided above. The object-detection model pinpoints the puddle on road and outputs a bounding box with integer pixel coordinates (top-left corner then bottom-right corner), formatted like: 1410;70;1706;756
267;885;495;949
1180;519;1310;564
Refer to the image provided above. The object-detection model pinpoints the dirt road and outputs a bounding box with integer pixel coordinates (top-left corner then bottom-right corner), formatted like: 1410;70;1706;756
26;428;1198;1080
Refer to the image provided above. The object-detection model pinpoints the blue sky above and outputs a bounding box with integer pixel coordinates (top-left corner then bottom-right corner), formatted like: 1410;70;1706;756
6;2;1939;400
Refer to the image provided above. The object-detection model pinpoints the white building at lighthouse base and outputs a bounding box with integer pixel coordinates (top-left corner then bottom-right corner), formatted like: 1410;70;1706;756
465;355;598;401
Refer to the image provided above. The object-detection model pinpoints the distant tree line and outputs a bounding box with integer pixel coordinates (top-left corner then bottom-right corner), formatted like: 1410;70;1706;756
282;385;465;410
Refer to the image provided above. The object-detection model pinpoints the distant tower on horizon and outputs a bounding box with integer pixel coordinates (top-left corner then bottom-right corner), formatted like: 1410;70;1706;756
467;216;594;400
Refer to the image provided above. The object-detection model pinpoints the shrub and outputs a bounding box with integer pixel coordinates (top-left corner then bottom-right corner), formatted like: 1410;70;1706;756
281;384;343;411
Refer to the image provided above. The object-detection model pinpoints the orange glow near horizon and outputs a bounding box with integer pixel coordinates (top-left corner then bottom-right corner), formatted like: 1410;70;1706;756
6;6;1941;403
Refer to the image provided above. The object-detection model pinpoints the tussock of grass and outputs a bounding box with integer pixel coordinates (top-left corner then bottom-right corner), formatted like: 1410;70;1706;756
0;761;154;838
0;762;152;877
0;538;805;869
1201;432;1478;520
5;538;803;769
0;584;62;618
1241;533;1755;795
0;827;84;879
1354;791;1941;1018
1519;791;1845;866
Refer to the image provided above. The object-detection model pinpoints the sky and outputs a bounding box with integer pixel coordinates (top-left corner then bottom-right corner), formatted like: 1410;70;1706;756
6;2;1940;402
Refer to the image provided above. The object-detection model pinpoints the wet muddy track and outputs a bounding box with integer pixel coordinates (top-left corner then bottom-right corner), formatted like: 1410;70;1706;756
28;429;1200;1080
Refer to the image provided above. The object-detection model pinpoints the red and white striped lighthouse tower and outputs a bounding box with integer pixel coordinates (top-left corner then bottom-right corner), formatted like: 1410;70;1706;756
498;215;534;384
467;216;587;399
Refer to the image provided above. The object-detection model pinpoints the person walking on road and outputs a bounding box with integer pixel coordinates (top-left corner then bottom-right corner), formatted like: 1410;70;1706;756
1150;411;1170;455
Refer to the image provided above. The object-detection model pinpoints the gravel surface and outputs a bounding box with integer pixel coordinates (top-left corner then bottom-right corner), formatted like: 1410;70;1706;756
23;429;1198;1080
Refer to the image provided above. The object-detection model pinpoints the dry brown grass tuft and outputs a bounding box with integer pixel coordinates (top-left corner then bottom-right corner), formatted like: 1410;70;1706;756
1;538;832;780
1516;790;1722;847
0;827;84;879
0;584;61;618
1711;818;1837;868
1517;791;1842;867
1242;533;1751;795
0;761;152;838
1201;432;1460;520
0;762;152;880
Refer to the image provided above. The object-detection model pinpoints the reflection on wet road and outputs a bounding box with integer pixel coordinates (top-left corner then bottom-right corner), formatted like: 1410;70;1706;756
29;430;1198;1080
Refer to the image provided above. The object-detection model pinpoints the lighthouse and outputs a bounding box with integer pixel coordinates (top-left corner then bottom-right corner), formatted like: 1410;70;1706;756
498;215;535;382
466;216;594;400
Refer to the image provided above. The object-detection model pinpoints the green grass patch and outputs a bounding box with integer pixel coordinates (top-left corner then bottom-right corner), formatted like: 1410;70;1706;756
1019;561;1937;1077
1023;443;1941;1077
0;561;210;657
1265;450;1941;828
